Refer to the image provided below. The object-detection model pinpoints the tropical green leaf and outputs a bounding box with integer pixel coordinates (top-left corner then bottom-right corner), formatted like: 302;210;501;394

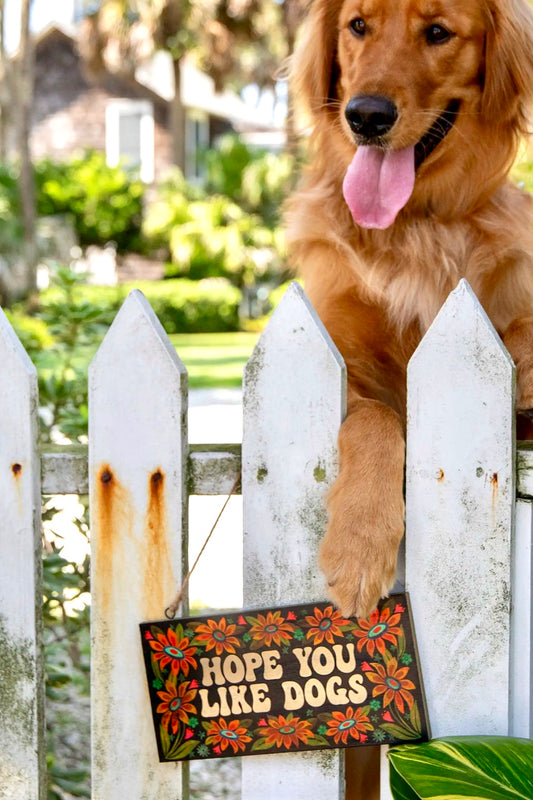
389;763;420;800
387;736;533;799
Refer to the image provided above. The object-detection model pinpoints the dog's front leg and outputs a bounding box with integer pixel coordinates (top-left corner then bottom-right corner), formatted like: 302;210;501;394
503;315;533;414
320;397;405;619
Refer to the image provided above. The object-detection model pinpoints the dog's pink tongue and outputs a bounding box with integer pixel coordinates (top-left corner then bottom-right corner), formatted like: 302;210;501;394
343;145;415;229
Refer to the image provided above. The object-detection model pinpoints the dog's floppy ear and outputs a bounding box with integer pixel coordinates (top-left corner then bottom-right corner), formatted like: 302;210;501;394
290;0;344;122
482;0;533;129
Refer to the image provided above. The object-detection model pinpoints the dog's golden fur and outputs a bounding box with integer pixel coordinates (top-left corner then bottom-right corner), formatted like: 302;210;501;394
287;0;533;620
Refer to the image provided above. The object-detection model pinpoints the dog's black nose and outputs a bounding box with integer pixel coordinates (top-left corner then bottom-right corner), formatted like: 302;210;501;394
345;95;398;139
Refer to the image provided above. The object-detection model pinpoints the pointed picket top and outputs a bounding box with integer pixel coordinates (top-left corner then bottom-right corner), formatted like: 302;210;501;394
243;280;346;606
91;288;187;383
89;290;188;800
245;281;346;389
242;282;345;800
409;278;514;379
406;279;515;738
0;308;44;798
0;305;38;384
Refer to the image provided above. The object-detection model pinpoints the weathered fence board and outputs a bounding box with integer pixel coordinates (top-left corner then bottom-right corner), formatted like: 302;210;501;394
406;279;515;737
89;290;188;800
242;282;347;799
0;309;45;800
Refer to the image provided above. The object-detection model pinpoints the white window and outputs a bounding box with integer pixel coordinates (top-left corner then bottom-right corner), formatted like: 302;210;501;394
185;111;209;184
106;99;155;183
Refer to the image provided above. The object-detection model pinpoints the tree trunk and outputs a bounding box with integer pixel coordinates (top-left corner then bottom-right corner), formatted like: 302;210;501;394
15;0;37;299
171;57;186;173
0;0;10;162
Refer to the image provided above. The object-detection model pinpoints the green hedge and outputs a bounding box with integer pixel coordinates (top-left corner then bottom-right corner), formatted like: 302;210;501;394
34;278;242;334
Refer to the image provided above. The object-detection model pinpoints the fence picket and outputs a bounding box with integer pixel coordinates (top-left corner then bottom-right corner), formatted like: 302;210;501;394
241;282;346;799
406;279;515;737
89;290;188;799
0;309;45;800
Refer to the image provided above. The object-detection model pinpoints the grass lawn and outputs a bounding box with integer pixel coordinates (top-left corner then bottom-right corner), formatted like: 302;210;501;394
36;331;260;390
169;332;259;388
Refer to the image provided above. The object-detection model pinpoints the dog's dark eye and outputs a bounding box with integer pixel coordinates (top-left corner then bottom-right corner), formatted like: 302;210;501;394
426;24;452;44
349;18;366;37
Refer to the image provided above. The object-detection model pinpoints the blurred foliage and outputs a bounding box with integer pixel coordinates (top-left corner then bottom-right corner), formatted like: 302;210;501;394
35;151;145;253
32;276;241;334
0;162;24;256
144;136;291;289
205;134;294;226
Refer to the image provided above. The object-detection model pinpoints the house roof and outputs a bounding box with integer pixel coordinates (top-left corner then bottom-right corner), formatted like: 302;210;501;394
35;24;284;136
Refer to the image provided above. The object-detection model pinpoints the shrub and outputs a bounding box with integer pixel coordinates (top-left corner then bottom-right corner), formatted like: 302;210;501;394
4;309;55;352
143;142;291;291
0;162;24;255
35;278;242;334
35;151;145;253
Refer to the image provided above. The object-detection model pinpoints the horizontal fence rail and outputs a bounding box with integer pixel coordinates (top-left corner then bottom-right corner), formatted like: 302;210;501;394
0;281;533;800
38;441;533;500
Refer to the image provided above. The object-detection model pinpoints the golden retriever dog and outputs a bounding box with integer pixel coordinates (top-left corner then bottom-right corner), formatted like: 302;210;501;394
286;0;533;623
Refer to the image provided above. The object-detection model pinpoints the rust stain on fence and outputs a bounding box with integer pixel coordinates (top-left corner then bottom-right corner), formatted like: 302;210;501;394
490;472;499;505
95;464;132;611
144;468;173;617
11;463;22;477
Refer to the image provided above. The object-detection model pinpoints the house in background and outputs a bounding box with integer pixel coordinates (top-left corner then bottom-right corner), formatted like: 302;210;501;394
30;24;284;184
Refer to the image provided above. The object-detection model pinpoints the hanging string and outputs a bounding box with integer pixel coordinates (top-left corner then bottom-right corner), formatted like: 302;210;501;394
165;471;242;619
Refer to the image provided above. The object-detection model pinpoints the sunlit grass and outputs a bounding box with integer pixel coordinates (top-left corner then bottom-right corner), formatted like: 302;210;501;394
169;332;259;388
35;331;259;390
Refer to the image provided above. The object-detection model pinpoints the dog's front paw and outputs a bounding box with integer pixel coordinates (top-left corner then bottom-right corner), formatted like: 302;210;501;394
322;399;406;619
319;499;404;620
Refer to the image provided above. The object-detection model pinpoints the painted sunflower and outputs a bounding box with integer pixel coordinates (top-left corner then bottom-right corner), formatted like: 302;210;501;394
247;610;295;647
205;718;252;755
305;605;351;645
326;706;374;745
156;679;197;734
258;713;314;749
194;617;240;655
353;606;402;657
149;626;197;677
366;656;416;714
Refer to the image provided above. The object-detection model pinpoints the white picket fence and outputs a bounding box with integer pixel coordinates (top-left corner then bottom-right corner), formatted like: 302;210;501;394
0;279;532;800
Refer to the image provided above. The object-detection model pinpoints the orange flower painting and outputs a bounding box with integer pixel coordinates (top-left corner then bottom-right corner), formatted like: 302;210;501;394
326;706;374;745
257;714;314;749
305;605;351;645
156;679;197;734
366;656;416;714
194;617;240;656
148;626;197;677
205;718;252;755
247;610;295;647
353;606;402;658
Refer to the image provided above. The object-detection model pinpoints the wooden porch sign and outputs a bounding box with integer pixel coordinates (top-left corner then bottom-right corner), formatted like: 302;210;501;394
140;592;428;761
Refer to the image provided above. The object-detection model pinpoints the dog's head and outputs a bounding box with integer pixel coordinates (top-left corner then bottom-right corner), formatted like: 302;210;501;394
291;0;533;223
